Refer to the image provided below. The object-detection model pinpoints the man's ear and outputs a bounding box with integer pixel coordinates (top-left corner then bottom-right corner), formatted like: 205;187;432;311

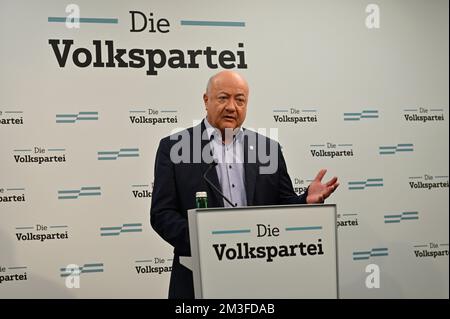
203;93;208;110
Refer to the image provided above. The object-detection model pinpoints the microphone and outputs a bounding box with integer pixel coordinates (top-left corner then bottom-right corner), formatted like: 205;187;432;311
203;161;237;208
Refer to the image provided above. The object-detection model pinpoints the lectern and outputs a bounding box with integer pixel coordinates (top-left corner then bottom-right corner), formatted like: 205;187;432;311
180;204;338;299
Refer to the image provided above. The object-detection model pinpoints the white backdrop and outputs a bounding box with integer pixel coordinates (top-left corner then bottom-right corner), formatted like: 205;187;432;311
0;0;448;298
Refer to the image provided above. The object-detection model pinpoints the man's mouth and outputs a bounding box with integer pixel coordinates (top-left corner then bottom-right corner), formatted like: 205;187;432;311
223;115;236;120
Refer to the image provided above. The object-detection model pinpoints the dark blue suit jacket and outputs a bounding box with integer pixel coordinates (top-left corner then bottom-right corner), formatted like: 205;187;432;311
150;120;308;298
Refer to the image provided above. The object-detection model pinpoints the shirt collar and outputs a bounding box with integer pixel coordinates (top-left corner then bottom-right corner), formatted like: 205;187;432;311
203;117;244;143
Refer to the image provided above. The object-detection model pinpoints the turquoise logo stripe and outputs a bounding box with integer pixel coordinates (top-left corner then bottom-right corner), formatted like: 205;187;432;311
180;20;245;27
13;149;32;152
15;226;34;230
56;112;98;123
285;226;322;231
60;263;104;277
348;178;384;190
58;186;101;199
211;229;251;235
129;110;147;114
273;109;289;113
8;266;28;270
344;110;379;121
48;17;118;24
353;248;388;260
379;143;414;155
384;211;419;223
98;148;139;160
100;223;143;236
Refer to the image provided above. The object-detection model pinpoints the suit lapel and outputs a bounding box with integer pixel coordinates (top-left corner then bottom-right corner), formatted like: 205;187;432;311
198;120;223;207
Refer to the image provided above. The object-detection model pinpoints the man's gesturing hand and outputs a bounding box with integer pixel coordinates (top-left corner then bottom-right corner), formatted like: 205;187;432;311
306;169;339;204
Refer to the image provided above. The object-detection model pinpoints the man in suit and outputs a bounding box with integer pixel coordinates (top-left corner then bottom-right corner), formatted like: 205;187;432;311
150;70;339;298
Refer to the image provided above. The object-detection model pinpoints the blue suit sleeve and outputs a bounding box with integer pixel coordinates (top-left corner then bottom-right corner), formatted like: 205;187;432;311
150;139;190;255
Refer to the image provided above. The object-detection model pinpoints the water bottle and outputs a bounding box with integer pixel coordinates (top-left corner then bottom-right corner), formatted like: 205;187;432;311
195;191;208;208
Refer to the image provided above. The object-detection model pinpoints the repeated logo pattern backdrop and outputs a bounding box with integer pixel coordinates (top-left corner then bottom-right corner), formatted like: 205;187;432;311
0;0;448;298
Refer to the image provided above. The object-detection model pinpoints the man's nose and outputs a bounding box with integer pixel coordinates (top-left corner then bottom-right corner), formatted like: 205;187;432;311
225;98;238;111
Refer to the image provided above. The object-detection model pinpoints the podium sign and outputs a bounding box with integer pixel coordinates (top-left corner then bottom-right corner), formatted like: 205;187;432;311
187;204;338;299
